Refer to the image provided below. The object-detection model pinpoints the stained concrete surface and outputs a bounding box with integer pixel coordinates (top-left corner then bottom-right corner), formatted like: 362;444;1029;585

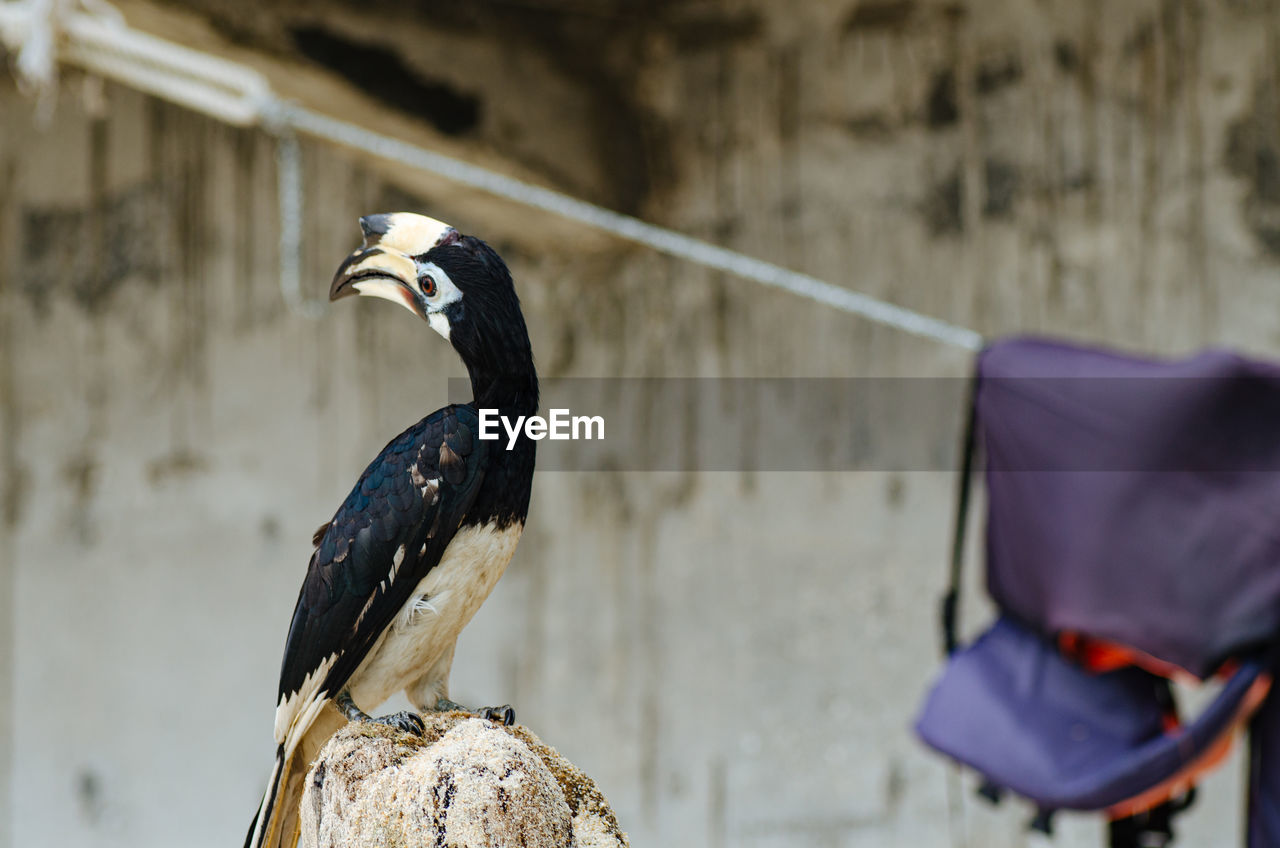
3;1;1280;846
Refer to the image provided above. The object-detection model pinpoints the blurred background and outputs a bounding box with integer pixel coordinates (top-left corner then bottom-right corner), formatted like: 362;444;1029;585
2;0;1280;846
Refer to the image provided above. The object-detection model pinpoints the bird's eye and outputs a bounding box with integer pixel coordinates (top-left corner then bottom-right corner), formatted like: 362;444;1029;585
422;276;437;297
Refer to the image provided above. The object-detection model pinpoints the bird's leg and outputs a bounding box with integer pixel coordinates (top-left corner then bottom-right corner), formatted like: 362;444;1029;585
432;696;515;726
335;689;425;736
407;645;516;726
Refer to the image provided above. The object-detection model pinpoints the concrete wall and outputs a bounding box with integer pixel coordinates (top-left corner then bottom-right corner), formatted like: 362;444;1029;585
3;1;1280;846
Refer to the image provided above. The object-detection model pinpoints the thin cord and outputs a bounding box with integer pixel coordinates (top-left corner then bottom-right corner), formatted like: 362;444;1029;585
273;130;326;318
284;105;984;350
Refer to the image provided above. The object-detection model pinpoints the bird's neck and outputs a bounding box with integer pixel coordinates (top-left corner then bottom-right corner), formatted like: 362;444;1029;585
468;365;539;420
466;365;539;528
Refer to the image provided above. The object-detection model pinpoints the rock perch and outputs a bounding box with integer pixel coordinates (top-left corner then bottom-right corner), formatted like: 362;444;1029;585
299;712;629;848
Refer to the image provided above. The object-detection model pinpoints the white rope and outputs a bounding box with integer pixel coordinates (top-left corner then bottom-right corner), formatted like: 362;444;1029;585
0;1;271;122
0;1;985;351
284;106;984;350
9;0;58;92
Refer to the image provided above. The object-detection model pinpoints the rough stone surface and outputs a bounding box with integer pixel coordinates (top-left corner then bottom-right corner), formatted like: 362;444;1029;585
300;715;627;848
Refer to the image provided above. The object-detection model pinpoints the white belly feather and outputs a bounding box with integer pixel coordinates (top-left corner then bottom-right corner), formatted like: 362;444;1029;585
346;521;522;710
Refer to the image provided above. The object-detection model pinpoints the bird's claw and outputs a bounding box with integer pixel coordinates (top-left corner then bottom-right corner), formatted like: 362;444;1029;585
433;697;515;725
374;710;426;736
479;704;516;726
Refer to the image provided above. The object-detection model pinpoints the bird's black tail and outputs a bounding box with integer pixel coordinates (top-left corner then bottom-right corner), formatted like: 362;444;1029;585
245;701;345;848
245;746;287;848
244;807;260;848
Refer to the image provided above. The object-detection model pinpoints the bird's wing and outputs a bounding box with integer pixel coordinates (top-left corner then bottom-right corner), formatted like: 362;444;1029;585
271;404;487;748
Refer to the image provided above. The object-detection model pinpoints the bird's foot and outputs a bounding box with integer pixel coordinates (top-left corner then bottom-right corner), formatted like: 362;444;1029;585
336;689;425;736
372;710;426;736
479;704;516;726
433;697;516;726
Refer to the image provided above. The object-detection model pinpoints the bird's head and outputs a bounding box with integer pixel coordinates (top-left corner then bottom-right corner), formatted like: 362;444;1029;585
330;212;534;380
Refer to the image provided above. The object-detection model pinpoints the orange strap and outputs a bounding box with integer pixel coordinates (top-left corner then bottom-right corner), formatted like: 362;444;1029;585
1058;631;1196;682
1106;674;1271;820
1055;631;1271;820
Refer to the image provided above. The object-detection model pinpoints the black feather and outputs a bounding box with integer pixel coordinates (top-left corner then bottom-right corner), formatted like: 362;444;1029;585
276;405;490;704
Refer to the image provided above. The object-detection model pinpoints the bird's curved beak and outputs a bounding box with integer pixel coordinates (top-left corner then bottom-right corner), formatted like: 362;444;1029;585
329;245;425;319
328;213;457;321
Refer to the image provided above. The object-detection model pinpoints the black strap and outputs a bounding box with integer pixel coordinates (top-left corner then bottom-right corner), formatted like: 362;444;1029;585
1107;793;1196;848
941;368;980;657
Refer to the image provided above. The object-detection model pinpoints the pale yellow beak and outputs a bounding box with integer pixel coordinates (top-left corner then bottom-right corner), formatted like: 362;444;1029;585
329;245;424;318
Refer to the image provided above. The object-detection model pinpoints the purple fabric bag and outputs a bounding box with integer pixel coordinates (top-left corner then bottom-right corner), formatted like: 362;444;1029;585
979;339;1280;678
917;615;1266;810
915;337;1280;846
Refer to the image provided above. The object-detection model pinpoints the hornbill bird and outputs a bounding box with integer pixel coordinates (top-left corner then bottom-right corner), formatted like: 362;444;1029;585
245;213;538;848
